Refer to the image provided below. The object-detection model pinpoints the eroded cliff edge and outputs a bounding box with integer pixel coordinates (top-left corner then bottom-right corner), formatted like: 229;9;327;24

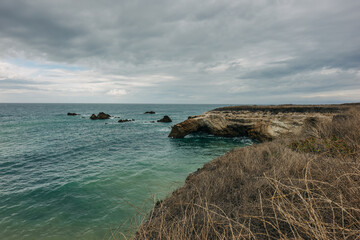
169;104;354;141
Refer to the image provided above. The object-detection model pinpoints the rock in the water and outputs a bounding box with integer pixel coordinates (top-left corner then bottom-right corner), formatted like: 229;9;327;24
157;115;172;123
118;119;135;123
90;112;111;120
67;112;79;116
144;111;155;114
97;112;111;119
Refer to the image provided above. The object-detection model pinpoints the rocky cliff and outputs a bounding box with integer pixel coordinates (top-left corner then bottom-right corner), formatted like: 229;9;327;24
169;104;354;141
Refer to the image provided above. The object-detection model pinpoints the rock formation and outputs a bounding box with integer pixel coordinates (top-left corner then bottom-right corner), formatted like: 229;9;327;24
144;111;156;114
90;112;111;120
168;104;352;141
90;114;97;120
67;112;79;116
118;119;135;123
157;115;172;123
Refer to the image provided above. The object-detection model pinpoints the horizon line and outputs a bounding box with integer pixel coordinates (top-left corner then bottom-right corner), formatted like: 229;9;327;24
0;101;358;105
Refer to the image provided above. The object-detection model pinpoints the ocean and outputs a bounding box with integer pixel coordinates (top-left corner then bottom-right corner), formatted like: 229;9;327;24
0;104;252;240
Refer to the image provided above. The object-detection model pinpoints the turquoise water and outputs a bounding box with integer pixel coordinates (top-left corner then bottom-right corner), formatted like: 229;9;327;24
0;104;252;240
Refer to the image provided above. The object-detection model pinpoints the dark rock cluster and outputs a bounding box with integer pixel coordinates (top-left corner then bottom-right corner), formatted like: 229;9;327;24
68;110;174;126
90;112;111;120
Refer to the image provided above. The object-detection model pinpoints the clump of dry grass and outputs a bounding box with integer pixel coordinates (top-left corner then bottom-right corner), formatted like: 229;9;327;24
117;107;360;239
289;115;359;159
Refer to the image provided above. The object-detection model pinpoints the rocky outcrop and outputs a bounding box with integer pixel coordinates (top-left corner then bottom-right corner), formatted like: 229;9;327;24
168;104;352;141
67;112;79;116
144;111;155;114
90;112;111;120
157;115;172;123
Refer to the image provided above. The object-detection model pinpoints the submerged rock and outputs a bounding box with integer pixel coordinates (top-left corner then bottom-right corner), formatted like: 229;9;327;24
118;119;135;123
157;115;172;123
144;111;156;114
90;112;111;120
67;112;79;116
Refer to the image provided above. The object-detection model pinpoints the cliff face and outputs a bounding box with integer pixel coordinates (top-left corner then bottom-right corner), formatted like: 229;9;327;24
169;105;350;141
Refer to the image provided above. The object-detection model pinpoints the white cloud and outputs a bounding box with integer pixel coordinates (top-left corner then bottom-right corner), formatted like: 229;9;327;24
206;64;229;73
0;61;37;80
0;59;180;102
106;89;127;96
302;89;360;99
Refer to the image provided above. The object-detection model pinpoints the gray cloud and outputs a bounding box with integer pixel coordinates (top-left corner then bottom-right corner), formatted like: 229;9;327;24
0;0;359;103
0;79;51;85
0;79;43;91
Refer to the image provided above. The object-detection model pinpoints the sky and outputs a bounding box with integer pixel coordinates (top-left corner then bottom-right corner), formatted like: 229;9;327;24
0;0;359;104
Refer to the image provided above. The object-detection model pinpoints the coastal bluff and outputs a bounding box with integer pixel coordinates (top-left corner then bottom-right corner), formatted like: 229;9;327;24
169;104;355;141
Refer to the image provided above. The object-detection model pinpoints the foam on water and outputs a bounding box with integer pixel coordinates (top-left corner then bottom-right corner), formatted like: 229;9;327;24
0;104;252;240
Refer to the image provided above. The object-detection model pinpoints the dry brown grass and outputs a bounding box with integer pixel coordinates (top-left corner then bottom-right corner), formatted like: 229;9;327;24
113;107;360;240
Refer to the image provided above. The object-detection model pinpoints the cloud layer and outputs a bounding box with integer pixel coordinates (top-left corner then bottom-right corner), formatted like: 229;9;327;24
0;0;359;103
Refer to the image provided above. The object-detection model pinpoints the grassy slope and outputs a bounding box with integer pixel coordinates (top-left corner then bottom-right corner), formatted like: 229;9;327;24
122;104;360;239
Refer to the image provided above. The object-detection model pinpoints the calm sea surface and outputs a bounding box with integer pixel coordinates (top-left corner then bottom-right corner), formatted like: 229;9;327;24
0;104;252;239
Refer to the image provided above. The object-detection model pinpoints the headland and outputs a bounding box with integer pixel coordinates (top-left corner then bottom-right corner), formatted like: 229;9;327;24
135;103;360;239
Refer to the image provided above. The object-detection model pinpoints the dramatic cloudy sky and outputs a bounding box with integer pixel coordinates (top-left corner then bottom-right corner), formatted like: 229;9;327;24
0;0;359;103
